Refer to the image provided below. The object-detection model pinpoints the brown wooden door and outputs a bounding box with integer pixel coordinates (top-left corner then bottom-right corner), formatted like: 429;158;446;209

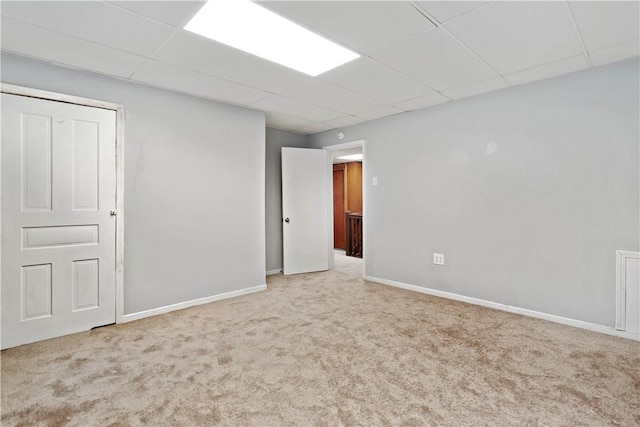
333;164;346;249
346;162;363;212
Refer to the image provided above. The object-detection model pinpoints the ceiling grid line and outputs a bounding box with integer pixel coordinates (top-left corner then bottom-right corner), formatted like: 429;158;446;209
129;29;182;79
0;15;153;60
317;54;448;105
247;92;357;122
564;1;594;68
105;1;188;28
351;49;452;103
130;54;276;105
411;2;511;87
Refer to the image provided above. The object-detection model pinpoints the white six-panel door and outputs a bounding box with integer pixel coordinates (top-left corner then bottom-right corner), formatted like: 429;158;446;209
1;93;117;349
281;147;329;275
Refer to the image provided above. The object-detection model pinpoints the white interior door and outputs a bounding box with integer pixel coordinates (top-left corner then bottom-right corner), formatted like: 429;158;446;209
1;93;117;349
282;147;329;275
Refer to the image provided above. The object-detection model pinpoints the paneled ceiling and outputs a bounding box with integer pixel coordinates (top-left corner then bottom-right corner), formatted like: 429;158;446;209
1;1;638;135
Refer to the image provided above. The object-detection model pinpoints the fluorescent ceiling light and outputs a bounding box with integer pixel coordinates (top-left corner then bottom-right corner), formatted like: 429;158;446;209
184;0;360;76
336;154;363;161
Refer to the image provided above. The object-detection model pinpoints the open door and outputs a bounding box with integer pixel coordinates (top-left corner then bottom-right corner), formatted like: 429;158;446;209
281;147;329;275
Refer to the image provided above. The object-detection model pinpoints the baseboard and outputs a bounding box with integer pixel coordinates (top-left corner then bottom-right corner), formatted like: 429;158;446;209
121;284;267;323
365;276;639;342
266;269;282;276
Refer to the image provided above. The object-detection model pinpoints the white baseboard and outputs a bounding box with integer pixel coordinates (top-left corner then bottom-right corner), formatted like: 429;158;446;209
365;276;639;342
266;269;282;276
121;284;267;323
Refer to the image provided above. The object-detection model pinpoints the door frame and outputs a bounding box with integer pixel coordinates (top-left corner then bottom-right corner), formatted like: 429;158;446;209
616;249;640;332
332;163;347;250
0;83;126;323
323;139;366;278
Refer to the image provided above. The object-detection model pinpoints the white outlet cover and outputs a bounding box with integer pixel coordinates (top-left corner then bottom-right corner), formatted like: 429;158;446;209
433;253;445;265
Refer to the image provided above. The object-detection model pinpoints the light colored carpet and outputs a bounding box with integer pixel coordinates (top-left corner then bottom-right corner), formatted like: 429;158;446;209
1;253;639;426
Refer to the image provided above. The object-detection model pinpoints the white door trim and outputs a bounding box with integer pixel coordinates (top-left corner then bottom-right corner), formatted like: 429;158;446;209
323;140;366;278
616;250;640;331
1;83;125;324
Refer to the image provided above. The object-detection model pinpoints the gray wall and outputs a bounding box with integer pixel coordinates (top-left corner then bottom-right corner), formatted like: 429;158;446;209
311;58;640;327
265;128;309;272
1;53;266;315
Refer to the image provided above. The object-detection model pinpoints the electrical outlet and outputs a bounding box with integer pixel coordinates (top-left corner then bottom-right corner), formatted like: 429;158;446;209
433;253;445;265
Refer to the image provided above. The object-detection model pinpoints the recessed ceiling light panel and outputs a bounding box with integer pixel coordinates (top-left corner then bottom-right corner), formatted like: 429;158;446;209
184;0;360;76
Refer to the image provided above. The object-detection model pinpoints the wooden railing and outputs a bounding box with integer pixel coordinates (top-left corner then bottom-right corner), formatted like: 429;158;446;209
345;212;363;258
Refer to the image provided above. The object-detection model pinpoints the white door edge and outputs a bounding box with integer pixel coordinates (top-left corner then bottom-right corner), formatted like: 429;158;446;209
323;140;366;279
0;83;125;325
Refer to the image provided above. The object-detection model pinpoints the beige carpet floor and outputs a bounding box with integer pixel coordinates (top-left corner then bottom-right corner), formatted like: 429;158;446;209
1;253;639;426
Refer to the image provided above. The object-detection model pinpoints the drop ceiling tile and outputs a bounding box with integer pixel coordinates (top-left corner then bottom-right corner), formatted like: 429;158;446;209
109;1;205;27
277;79;385;115
1;1;174;57
249;95;343;123
394;93;450;112
297;123;333;135
261;1;436;54
1;18;146;78
589;39;640;68
570;1;640;52
505;55;589;86
266;112;314;132
131;60;271;106
356;106;404;121
154;31;308;92
319;57;437;104
444;2;583;75
416;1;490;23
373;29;498;91
442;77;509;100
323;116;367;128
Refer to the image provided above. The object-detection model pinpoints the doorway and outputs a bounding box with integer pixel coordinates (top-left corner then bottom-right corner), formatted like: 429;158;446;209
333;164;346;250
324;140;366;278
332;151;363;253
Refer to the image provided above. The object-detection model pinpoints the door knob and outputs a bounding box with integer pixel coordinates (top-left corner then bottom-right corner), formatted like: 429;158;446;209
284;218;290;223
